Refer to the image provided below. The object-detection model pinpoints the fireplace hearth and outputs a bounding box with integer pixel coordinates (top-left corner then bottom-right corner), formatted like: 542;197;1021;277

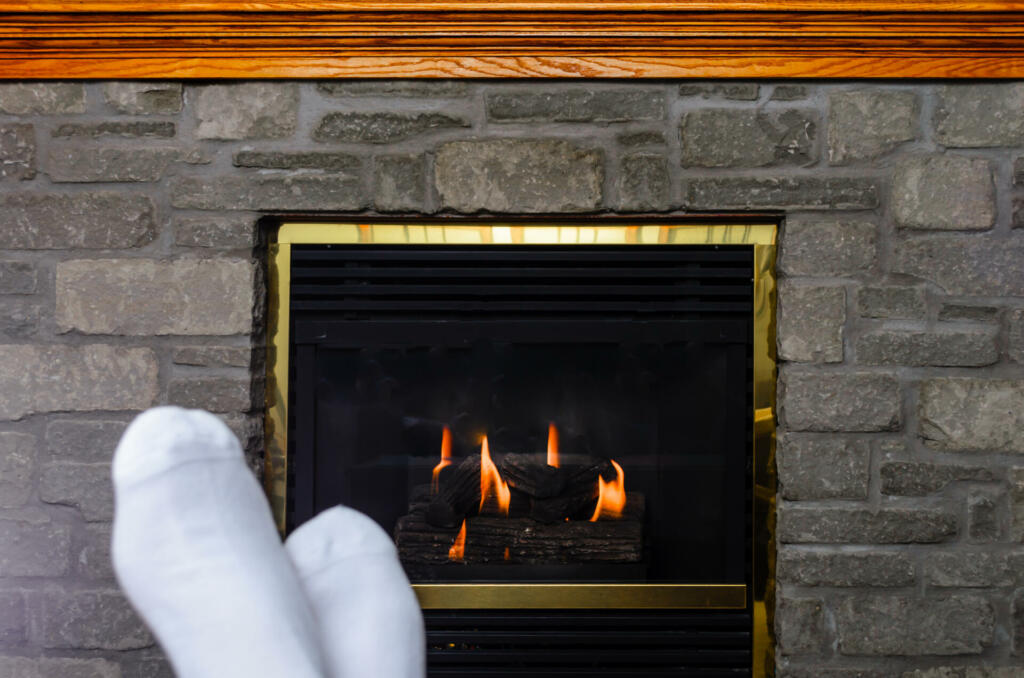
266;221;776;675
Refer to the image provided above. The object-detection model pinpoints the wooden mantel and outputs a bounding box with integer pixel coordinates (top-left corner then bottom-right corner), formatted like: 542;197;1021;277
1;1;1024;79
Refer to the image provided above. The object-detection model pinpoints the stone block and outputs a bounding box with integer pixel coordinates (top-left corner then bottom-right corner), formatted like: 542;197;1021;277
780;371;900;432
194;83;298;140
0;84;85;115
778;283;845;363
904;669;1024;678
1012;469;1024;543
232;150;361;171
0;262;37;295
57;259;255;336
374;154;426;212
0;345;157;421
0;657;122;678
891;155;995;231
892;235;1024;297
778;549;914;587
0;300;43;341
172;346;251;368
934;83;1024;147
174;216;256;249
47;146;185;183
435;139;603;213
1009;309;1024;364
779;215;877;277
0;125;35;180
777;434;870;500
776;597;825;655
46;420;126;462
39;463;113;522
770;85;809;101
116;657;174;678
968;488;1004;542
53;122;175;139
836;595;993;655
926;551;1014;587
856;328;998;367
0;193;155;249
937;304;1000;323
0;516;70;576
487;89;665;122
0;432;35;508
313;112;468;144
682;177;879;210
317;81;470;98
779;506;957;544
103;82;182;115
679;82;759;100
827;90;918;164
0;590;26;644
617;131;664;147
920;378;1024;453
856;286;927;319
77;523;114;580
680;109;817;167
617;153;669;211
170;175;364;211
881;462;993;496
168;377;254;413
32;588;152;649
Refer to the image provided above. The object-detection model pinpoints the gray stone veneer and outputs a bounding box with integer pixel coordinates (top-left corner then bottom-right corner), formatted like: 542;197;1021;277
0;80;1021;677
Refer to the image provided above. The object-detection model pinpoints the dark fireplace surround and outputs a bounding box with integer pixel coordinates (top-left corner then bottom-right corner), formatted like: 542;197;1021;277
266;221;777;676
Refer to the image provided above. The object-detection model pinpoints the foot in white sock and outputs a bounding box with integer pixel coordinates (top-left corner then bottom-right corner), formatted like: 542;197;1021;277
111;406;326;678
286;506;426;678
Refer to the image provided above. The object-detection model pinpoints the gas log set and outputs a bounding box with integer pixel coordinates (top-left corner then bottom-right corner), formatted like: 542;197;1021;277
394;424;646;575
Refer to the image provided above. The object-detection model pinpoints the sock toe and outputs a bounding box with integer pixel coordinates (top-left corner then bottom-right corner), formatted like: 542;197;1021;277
113;406;240;487
286;506;398;578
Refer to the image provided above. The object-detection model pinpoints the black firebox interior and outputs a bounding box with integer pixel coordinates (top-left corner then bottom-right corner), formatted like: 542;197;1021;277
285;242;755;676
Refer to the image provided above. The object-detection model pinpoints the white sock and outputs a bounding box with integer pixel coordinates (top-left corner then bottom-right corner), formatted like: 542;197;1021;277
286;506;426;678
111;406;326;678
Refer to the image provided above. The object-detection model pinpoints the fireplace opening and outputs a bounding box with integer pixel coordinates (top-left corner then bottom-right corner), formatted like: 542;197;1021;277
265;222;776;675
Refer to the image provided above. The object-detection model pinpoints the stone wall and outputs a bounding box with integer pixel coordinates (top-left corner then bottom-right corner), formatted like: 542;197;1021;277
0;80;1021;677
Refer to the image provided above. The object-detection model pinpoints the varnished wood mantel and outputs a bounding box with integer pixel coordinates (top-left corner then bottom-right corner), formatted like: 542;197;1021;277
1;1;1023;79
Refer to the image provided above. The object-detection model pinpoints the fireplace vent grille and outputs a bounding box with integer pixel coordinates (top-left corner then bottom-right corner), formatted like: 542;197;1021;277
290;245;753;318
424;610;751;676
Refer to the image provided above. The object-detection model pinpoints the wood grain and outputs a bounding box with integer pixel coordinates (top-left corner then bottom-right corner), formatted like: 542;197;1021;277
2;5;1023;79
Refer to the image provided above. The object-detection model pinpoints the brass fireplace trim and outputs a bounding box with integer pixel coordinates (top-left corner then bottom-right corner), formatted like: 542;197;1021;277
265;221;776;660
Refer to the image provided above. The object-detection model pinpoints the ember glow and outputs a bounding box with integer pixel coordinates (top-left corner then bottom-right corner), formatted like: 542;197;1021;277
479;436;511;516
546;422;559;468
431;426;453;494
448;519;466;561
589;459;626;521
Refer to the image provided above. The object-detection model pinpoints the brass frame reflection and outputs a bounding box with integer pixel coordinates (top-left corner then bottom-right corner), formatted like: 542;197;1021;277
266;222;776;674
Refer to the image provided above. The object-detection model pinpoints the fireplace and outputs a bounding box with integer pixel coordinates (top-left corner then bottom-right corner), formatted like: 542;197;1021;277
265;221;776;675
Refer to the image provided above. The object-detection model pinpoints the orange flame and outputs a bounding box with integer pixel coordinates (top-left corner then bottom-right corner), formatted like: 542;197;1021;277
479;436;510;516
546;423;559;468
503;546;511;561
448;519;466;561
589;459;626;521
431;426;453;494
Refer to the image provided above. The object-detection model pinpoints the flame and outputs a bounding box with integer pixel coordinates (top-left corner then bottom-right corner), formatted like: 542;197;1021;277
431;426;453;494
589;459;626;521
503;546;510;561
479;436;510;516
546;422;559;468
448;519;466;561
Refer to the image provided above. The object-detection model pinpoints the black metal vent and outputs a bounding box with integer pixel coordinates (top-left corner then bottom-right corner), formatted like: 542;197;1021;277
425;610;751;677
290;245;753;318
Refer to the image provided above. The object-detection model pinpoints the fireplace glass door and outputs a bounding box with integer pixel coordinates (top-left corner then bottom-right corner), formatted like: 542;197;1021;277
271;224;773;607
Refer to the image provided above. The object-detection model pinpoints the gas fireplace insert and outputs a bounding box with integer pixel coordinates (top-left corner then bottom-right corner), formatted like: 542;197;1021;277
265;221;776;676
